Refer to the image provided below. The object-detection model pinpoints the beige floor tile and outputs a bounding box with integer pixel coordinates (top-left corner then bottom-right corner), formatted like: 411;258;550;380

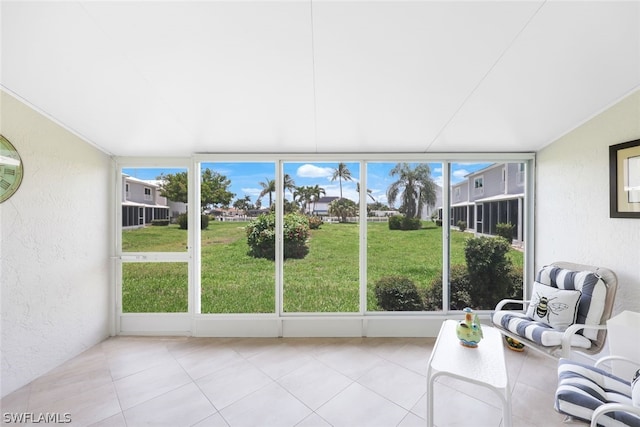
195;359;273;410
381;341;433;376
114;359;192;410
176;344;244;380
516;354;558;395
28;382;121;427
0;384;30;415
89;412;127;427
410;392;427;420
397;412;427;427
430;381;503;427
122;382;216;427
277;359;353;410
191;412;231;427
227;337;286;358
166;337;232;359
294;413;332;427
219;382;312;427
247;343;315;380
314;346;384;380
106;344;175;380
1;335;574;427
316;382;408;427
510;381;566;426
357;359;427;410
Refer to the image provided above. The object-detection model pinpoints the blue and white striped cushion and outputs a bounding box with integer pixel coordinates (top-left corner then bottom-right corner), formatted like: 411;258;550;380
492;311;591;348
555;359;640;427
537;266;607;340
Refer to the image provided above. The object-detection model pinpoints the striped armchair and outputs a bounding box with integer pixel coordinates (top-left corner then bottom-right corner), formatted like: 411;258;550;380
491;262;618;359
555;356;640;426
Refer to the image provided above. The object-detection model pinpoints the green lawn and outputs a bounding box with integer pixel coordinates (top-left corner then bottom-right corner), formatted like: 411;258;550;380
121;221;523;313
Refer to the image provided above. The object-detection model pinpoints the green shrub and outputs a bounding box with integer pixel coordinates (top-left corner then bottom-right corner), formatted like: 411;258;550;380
464;236;513;308
435;219;443;227
246;212;310;260
456;220;467;232
402;216;422;230
374;276;423;311
388;215;422;230
424;236;521;310
176;214;209;230
423;265;471;311
496;222;514;242
388;215;402;230
308;216;323;230
177;214;188;229
151;219;170;226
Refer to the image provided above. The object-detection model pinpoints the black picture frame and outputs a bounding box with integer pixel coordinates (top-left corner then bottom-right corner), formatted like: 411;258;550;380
609;139;640;218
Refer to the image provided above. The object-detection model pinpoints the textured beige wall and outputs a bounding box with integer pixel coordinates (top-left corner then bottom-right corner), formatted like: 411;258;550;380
0;91;112;397
536;89;640;314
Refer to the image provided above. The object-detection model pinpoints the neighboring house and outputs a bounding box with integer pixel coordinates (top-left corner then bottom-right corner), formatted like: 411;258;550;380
420;184;443;220
442;163;525;242
310;196;340;216
122;175;170;228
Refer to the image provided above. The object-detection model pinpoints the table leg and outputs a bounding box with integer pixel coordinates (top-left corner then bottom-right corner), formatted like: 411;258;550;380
426;370;435;427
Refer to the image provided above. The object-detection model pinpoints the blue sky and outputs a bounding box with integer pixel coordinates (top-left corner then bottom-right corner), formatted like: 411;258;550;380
124;162;490;207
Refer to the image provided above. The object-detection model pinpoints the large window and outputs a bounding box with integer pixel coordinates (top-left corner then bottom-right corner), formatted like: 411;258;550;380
199;162;276;314
119;166;191;317
447;162;525;311
114;156;533;334
282;161;360;313
367;162;442;312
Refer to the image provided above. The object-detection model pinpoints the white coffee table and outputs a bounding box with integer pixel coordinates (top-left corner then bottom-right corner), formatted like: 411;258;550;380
426;319;512;427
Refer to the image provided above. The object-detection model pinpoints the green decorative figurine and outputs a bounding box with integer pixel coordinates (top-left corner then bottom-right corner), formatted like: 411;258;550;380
456;307;483;348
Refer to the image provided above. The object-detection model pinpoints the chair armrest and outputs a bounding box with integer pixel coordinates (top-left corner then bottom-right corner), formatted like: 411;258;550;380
494;299;529;311
561;323;607;359
595;355;640;371
590;403;640;427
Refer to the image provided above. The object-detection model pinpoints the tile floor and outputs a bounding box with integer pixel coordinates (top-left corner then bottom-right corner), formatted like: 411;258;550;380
1;335;576;427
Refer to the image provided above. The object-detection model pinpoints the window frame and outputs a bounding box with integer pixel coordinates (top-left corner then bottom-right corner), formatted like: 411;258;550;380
113;153;535;337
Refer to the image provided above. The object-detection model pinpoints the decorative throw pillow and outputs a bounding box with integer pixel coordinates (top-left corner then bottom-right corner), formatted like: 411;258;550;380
536;266;607;340
526;282;581;331
633;368;640;407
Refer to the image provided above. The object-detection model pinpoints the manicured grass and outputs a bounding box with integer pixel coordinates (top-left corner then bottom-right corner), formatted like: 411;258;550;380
122;220;523;313
122;224;187;252
122;262;188;312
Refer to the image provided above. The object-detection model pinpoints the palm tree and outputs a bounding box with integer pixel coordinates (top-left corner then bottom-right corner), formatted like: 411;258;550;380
328;198;358;223
331;162;354;199
309;184;326;214
283;173;296;198
387;163;437;219
293;186;313;214
356;182;375;202
232;195;252;212
258;178;276;207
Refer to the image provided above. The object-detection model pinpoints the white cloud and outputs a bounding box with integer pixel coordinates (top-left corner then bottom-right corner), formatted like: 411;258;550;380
240;187;262;198
297;164;334;178
453;169;470;178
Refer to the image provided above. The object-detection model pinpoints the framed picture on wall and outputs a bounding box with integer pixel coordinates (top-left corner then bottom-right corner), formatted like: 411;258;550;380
610;139;640;218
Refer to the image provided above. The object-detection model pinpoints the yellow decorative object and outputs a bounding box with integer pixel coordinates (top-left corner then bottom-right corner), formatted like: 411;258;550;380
456;307;483;348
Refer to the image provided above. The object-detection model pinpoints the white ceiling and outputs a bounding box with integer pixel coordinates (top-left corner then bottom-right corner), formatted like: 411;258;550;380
1;1;639;157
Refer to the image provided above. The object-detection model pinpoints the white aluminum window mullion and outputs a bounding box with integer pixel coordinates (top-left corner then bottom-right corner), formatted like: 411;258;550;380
441;162;451;313
524;157;536;302
359;161;367;317
276;161;284;332
191;159;201;317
